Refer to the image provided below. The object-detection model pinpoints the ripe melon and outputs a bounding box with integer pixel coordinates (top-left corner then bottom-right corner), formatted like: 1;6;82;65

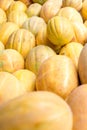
6;29;35;59
67;84;87;130
0;22;19;45
13;69;36;92
0;49;24;73
36;55;79;99
25;45;56;75
0;71;26;104
0;91;73;130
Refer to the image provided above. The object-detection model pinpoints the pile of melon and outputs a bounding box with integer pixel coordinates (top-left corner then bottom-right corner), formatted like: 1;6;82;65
0;0;87;130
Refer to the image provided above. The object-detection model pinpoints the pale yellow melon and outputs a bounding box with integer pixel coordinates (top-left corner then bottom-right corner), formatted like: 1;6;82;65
0;49;24;73
0;22;19;45
59;42;83;69
6;28;35;59
36;55;79;99
25;45;56;75
0;71;26;104
72;21;87;44
13;69;36;92
22;16;46;36
67;84;87;130
0;91;73;130
7;10;28;27
40;0;62;23
26;3;42;17
57;7;83;23
6;1;27;15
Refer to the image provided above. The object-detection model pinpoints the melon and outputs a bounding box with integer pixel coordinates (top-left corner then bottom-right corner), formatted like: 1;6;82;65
25;45;56;75
36;55;79;99
6;29;35;59
0;49;24;73
0;71;26;104
13;69;36;91
0;91;73;130
67;84;87;130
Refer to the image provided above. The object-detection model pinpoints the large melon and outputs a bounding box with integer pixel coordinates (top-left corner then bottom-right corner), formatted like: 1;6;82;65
36;55;79;99
67;84;87;130
0;91;73;130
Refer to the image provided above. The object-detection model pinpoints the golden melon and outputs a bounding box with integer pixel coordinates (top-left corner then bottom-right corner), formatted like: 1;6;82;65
0;91;73;130
67;84;87;130
36;55;79;99
0;22;19;45
6;1;27;15
0;71;26;104
13;69;36;92
25;45;56;75
0;49;24;73
7;10;28;27
59;42;83;69
26;3;42;17
6;28;35;59
47;16;76;49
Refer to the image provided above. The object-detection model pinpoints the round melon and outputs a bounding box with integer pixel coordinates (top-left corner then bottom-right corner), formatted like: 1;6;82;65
36;55;79;99
6;28;35;59
47;16;76;49
13;69;36;92
0;91;73;130
57;7;83;23
7;10;28;27
40;0;62;23
6;1;27;15
59;42;83;69
72;21;87;44
25;45;56;75
0;49;24;73
26;3;42;17
0;71;26;104
22;16;46;36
